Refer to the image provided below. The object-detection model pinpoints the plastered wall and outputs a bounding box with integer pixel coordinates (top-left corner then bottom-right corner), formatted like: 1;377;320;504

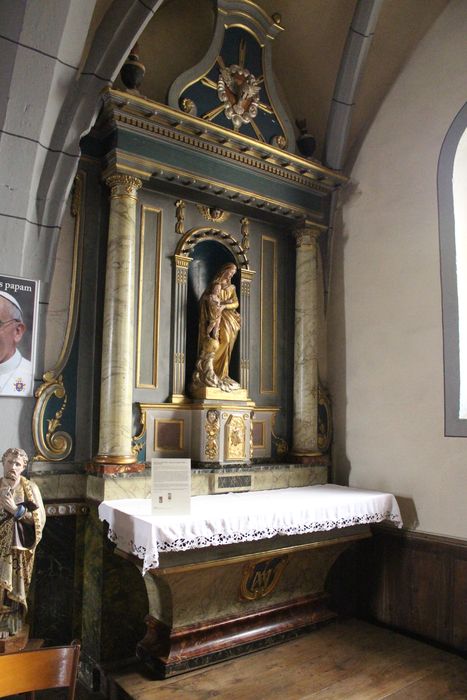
328;0;467;538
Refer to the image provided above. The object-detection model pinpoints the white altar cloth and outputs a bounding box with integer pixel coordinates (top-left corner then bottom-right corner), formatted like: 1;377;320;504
98;485;402;575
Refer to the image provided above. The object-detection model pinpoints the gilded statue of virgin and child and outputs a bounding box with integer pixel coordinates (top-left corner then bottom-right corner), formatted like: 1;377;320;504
191;262;241;393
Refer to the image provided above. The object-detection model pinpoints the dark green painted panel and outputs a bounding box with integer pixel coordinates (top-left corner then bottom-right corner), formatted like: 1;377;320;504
117;130;323;214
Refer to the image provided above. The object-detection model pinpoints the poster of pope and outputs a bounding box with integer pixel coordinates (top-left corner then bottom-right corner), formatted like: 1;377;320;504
0;275;39;397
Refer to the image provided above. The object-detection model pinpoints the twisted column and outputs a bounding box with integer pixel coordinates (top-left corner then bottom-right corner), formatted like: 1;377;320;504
292;225;321;457
94;173;142;469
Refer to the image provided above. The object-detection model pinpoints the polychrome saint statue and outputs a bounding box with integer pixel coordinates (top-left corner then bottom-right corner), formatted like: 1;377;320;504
0;447;45;637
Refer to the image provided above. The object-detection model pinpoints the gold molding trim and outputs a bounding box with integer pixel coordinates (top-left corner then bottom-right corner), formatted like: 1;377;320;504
150;532;372;575
223;20;264;48
220;0;285;31
102;88;347;186
136;204;162;389
260;235;277;395
33;172;86;462
93;453;136;465
139;401;255;412
110;148;328;224
114;112;327;194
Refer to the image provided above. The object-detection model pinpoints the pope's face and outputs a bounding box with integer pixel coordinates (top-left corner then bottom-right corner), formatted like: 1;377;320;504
0;298;25;363
2;453;26;488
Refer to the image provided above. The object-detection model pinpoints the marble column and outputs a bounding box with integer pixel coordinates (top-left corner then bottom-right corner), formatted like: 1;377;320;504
94;173;142;470
292;225;321;457
171;254;191;402
240;268;256;394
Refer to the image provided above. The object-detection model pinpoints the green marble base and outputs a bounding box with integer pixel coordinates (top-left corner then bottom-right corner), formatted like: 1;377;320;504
119;527;371;677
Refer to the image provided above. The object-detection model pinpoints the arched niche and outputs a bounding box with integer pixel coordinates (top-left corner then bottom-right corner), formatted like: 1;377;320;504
172;227;253;401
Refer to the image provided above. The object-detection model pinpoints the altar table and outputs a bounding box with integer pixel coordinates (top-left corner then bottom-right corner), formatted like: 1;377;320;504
98;485;402;677
99;484;402;573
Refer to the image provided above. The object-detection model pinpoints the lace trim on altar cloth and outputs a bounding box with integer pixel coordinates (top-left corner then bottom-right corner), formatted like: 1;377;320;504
107;527;160;571
107;510;401;574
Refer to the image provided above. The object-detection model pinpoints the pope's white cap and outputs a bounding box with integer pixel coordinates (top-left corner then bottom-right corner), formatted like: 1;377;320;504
0;291;23;317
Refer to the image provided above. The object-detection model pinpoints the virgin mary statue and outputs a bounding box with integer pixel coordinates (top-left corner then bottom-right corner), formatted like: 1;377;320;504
191;262;241;393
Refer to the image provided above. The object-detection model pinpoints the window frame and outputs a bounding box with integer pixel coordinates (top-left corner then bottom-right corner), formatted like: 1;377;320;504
438;101;467;436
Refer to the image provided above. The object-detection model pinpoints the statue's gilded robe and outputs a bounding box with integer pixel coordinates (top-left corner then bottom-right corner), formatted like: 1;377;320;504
199;283;240;379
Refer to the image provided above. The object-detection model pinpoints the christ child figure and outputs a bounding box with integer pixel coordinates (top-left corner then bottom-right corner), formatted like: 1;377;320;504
205;282;223;339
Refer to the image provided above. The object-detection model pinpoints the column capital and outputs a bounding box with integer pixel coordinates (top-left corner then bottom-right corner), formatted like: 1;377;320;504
174;253;191;269
240;267;256;282
105;173;143;199
295;225;322;248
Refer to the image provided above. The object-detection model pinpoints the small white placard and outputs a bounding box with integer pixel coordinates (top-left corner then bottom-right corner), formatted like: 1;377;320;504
151;458;191;515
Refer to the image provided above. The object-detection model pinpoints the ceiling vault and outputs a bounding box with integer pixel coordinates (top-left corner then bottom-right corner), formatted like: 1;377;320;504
324;0;384;172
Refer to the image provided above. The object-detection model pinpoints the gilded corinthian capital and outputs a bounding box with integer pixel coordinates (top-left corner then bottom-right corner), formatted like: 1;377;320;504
105;173;143;199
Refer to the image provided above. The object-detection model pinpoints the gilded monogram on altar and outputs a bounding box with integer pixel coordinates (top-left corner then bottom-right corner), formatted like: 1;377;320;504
240;556;289;600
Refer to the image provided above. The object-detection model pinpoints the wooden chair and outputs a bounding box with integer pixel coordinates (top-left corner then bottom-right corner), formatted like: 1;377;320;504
0;640;80;699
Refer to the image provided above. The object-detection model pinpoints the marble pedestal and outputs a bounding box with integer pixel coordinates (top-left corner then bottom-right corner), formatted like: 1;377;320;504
141;403;284;466
118;527;371;678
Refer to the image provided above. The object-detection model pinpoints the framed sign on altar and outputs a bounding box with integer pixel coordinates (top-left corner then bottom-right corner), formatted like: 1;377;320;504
151;458;191;515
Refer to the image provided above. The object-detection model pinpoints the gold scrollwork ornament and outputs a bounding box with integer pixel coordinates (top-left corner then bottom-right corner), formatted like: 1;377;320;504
175;199;185;235
240;217;250;252
32;171;86;462
33;375;72;461
205;409;220;460
181;98;197;116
